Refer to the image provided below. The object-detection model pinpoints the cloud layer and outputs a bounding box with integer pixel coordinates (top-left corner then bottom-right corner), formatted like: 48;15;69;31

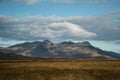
0;15;120;41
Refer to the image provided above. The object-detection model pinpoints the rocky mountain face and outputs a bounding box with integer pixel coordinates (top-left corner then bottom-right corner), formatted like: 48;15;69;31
0;48;30;59
1;40;119;59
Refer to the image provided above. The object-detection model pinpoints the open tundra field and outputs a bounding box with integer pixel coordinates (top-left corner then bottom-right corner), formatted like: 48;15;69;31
0;59;120;80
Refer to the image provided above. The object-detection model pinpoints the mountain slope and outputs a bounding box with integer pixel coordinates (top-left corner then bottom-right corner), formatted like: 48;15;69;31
5;40;120;59
0;48;30;59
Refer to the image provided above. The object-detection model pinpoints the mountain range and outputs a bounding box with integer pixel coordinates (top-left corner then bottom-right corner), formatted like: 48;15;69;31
0;40;120;59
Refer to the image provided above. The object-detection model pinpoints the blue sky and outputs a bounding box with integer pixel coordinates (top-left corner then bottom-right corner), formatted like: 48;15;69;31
0;0;120;17
0;0;120;53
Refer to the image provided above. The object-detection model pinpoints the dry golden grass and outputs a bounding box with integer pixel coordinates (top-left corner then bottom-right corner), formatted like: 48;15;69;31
0;59;120;80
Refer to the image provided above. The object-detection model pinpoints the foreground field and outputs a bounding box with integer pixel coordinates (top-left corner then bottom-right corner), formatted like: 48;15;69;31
0;59;120;80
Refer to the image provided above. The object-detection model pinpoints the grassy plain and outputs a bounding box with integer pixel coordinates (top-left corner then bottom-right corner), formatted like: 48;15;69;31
0;59;120;80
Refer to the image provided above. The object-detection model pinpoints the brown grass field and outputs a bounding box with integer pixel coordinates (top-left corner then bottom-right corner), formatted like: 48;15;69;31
0;59;120;80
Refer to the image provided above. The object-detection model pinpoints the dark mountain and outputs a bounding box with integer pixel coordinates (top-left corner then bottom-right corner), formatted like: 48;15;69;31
0;48;30;59
105;51;120;59
0;40;120;59
61;41;74;45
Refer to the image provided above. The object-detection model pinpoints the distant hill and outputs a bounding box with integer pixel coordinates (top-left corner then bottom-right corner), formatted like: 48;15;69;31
0;40;120;59
0;50;30;60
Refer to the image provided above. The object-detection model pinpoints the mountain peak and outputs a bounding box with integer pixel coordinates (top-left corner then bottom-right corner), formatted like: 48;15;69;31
43;40;52;43
42;40;54;48
80;41;91;46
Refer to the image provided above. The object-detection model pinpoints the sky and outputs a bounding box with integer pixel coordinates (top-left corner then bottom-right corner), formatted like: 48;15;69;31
0;0;120;53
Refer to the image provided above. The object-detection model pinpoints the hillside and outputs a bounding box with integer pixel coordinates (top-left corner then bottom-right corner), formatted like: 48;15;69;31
0;40;118;59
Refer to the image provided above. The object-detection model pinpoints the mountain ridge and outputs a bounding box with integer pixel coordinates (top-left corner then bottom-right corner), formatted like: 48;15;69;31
0;40;120;59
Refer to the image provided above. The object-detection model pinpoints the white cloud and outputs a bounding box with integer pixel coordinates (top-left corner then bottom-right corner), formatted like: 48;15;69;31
14;21;96;39
0;15;96;40
0;15;120;41
48;22;96;38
